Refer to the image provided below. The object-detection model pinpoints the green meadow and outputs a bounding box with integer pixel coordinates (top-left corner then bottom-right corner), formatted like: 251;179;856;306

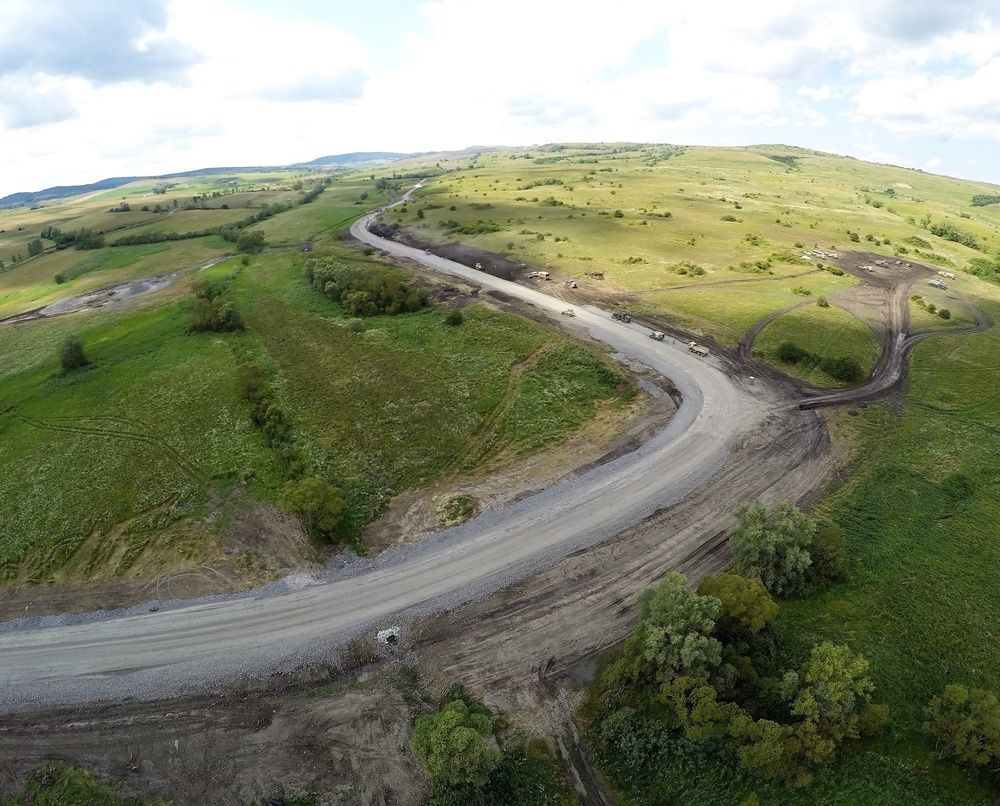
0;177;630;582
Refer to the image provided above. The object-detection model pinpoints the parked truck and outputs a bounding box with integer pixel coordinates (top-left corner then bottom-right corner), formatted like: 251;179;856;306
688;341;710;357
649;331;665;341
612;311;632;323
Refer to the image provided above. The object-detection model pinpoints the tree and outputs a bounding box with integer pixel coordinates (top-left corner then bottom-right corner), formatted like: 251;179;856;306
786;643;881;752
58;334;88;372
278;477;347;542
235;229;265;254
613;572;722;686
27;238;43;257
697;573;777;640
189;296;243;333
728;501;817;596
412;700;500;786
923;685;1000;769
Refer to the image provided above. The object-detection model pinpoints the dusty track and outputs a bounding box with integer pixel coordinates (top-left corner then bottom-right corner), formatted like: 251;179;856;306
734;253;991;409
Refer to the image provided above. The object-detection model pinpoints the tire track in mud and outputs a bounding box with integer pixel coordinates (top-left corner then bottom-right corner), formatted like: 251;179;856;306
729;253;992;410
445;344;556;474
631;267;822;295
12;413;208;484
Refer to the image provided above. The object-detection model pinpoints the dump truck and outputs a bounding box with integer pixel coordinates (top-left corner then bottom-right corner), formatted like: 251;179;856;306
649;331;665;341
688;341;709;357
612;311;632;323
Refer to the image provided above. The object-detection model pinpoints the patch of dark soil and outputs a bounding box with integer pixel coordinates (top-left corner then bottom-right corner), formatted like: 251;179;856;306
367;222;520;280
831;250;935;287
0;678;428;806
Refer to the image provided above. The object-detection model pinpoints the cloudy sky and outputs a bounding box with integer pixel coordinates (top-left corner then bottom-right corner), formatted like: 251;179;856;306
3;0;1000;198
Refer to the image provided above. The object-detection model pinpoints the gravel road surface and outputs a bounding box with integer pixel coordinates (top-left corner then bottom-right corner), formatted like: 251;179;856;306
0;212;774;713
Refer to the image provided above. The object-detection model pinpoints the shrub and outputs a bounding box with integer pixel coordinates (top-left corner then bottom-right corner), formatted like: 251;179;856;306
816;296;829;308
189;296;243;333
819;356;863;383
923;685;1000;769
444;310;464;327
235;229;265;253
58;335;88;372
346;318;366;333
938;308;951;319
614;209;624;218
777;342;810;364
412;700;500;786
278;477;347;542
721;215;738;222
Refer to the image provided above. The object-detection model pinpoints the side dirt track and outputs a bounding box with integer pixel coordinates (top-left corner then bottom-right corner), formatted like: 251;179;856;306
0;214;980;803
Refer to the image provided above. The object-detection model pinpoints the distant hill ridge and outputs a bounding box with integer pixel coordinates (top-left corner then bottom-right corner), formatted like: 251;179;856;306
0;152;413;209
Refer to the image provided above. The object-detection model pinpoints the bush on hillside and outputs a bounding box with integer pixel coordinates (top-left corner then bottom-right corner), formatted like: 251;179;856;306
59;334;88;372
305;256;429;316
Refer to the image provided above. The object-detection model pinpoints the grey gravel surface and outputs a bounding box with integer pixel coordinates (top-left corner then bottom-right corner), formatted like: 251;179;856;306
0;205;775;712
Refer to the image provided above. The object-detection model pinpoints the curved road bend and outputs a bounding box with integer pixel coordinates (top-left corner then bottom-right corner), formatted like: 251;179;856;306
799;275;990;409
0;217;773;712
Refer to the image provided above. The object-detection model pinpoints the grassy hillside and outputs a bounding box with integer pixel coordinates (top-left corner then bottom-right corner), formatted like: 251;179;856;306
0;171;632;584
388;144;1000;358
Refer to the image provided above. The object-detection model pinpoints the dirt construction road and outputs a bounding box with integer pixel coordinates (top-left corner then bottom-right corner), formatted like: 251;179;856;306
0;215;780;713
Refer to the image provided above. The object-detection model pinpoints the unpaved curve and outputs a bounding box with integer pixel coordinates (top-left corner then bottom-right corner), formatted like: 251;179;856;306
799;273;990;409
0;215;776;712
737;299;813;359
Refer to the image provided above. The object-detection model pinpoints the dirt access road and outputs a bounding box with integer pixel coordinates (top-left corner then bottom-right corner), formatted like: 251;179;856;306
0;214;779;712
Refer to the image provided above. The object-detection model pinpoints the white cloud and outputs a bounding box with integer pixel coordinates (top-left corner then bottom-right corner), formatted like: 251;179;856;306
854;57;1000;137
7;1;1000;196
798;85;832;102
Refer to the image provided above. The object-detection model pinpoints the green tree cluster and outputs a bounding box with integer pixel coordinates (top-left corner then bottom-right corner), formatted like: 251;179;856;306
278;477;346;542
187;279;243;333
304;256;429;316
236;362;305;476
413;699;500;786
729;501;847;596
40;226;104;250
595;568;884;786
923;685;1000;770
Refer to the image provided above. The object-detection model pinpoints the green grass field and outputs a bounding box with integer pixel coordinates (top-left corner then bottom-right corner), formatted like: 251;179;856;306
387;143;1000;372
752;303;884;386
0;227;630;580
230;250;630;525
